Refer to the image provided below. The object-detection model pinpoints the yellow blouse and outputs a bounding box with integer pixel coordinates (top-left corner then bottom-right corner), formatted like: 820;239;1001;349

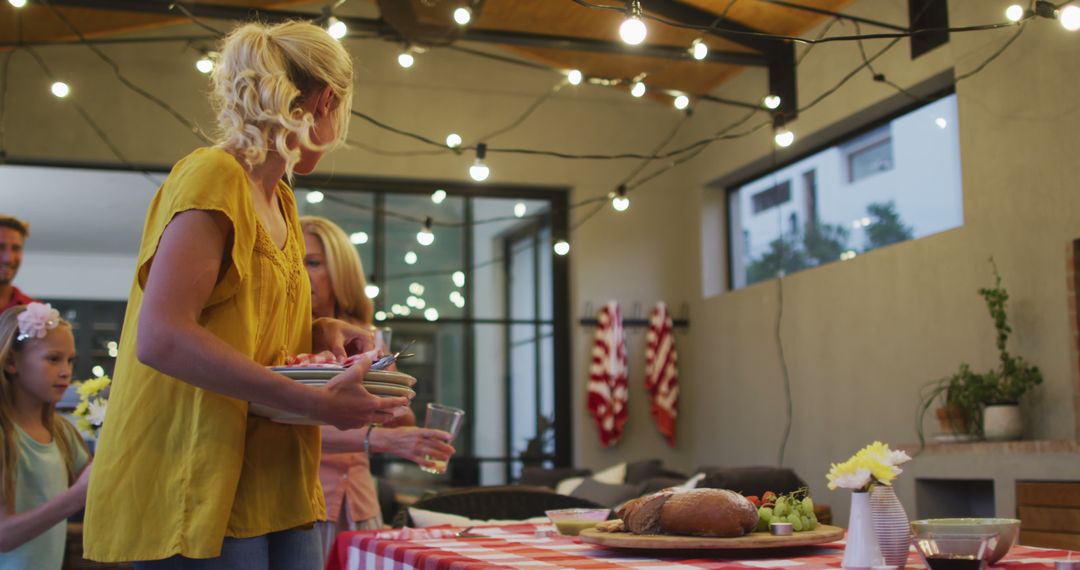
84;147;323;562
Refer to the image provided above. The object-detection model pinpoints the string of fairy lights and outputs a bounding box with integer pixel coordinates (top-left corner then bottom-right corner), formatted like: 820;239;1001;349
2;0;1074;278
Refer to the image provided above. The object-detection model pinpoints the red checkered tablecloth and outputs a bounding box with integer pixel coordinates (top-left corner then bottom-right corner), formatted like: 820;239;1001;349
325;523;1078;570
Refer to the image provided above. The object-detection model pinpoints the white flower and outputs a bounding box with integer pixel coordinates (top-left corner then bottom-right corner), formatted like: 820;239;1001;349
885;449;912;466
830;466;872;491
16;302;60;341
87;398;108;427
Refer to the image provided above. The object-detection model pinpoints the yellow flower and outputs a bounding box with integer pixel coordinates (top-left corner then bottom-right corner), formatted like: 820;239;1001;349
854;454;897;486
827;459;872;491
76;417;93;437
74;400;88;417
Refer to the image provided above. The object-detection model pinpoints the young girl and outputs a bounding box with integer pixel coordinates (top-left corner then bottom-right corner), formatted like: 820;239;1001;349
83;20;408;569
0;303;90;570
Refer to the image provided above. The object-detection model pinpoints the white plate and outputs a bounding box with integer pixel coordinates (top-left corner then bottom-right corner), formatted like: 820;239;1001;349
251;379;414;425
270;367;416;386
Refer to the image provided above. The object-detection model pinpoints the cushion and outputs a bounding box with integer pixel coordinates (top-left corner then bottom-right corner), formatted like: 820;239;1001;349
518;467;593;489
591;462;627;485
408;507;549;528
555;476;587;496
696;466;808;497
569;478;645;508
624;460;664;485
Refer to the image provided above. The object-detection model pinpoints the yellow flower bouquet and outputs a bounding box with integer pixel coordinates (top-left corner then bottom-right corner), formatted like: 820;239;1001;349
826;441;911;492
72;375;110;438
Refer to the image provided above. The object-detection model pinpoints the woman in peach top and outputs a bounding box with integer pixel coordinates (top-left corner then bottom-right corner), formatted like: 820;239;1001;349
301;216;454;556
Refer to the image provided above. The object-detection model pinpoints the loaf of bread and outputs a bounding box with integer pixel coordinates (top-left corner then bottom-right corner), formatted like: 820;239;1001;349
615;488;758;538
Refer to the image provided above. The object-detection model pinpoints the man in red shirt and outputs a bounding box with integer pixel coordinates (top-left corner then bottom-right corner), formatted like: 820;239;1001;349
0;214;37;312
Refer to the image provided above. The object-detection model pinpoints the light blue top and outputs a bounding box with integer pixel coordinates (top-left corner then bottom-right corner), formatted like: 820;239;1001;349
0;419;89;570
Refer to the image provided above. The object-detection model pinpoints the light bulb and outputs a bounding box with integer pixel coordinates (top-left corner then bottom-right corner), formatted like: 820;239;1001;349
449;291;462;303
375;311;387;321
445;133;462;148
400;306;411;316
612;185;630;212
424;307;439;321
1061;5;1080;31
417;217;435;246
8;0;27;8
1005;4;1024;22
673;94;689;110
350;231;369;244
452;271;465;287
365;284;380;299
305;190;324;204
431;189;447;204
404;251;418;265
691;39;708;60
407;295;419;308
454;297;466;308
631;81;646;98
453;7;472;25
397;52;415;68
326;17;347;40
553;240;570;256
415;298;426;309
762;94;782;110
469;160;490;181
514;202;527;218
567;69;583;85
196;56;214;74
50;81;70;98
774;128;795;148
92;365;105;378
935;117;948;129
619;16;647;45
409;282;425;295
469;142;490;181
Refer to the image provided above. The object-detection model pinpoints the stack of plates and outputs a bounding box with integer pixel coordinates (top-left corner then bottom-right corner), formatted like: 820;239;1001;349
250;367;417;425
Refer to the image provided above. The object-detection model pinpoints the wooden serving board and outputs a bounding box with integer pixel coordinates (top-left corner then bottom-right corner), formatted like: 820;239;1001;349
578;524;845;550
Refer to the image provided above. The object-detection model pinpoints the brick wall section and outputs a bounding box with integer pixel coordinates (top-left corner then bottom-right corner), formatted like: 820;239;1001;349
1069;241;1080;441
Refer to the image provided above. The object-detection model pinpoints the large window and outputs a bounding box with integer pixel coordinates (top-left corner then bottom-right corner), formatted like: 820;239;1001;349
294;181;569;487
728;93;964;289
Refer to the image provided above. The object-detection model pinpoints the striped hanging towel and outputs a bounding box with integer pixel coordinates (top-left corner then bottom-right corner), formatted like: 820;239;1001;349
587;301;628;448
645;302;679;446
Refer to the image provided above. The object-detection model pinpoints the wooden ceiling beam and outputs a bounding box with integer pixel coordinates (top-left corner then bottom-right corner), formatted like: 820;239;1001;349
643;0;798;119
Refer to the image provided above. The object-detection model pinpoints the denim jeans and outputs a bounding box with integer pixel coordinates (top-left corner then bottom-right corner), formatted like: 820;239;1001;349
132;526;321;570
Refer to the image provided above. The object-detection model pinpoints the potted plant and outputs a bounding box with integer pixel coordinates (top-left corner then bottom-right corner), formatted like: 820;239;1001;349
917;259;1043;444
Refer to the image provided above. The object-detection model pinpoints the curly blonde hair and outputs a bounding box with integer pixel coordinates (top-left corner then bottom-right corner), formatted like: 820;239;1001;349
211;21;353;181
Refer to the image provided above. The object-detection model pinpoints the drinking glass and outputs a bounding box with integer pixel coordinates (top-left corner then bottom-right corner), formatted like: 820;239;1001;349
421;403;465;475
374;326;392;355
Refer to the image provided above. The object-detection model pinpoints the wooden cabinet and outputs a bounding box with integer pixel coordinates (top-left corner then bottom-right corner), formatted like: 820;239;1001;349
1017;481;1080;549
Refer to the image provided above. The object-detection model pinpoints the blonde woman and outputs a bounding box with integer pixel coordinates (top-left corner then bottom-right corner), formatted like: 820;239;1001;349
301;216;454;557
83;21;409;569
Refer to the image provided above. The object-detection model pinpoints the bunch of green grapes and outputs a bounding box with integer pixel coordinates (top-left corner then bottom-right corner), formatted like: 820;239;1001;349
754;488;818;532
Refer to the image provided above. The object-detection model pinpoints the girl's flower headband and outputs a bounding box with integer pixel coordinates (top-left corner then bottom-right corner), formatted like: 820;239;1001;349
16;302;61;342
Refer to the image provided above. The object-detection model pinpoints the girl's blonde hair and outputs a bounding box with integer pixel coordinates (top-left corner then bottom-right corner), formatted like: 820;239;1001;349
301;216;374;326
0;306;84;513
211;20;354;181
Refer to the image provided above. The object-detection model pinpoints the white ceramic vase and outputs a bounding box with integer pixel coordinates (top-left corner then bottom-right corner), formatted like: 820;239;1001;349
842;491;882;569
870;485;910;567
983;403;1023;441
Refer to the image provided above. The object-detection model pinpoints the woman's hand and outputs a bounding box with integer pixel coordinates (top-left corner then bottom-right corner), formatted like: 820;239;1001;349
315;353;411;430
312;317;374;359
371;426;455;470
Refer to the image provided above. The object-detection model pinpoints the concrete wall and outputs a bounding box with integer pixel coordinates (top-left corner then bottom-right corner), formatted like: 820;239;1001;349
4;2;1078;526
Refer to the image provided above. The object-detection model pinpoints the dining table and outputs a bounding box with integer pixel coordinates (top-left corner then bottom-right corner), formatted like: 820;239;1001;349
324;522;1080;570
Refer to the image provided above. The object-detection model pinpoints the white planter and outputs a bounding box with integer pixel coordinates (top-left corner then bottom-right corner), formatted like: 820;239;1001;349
983;404;1023;441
